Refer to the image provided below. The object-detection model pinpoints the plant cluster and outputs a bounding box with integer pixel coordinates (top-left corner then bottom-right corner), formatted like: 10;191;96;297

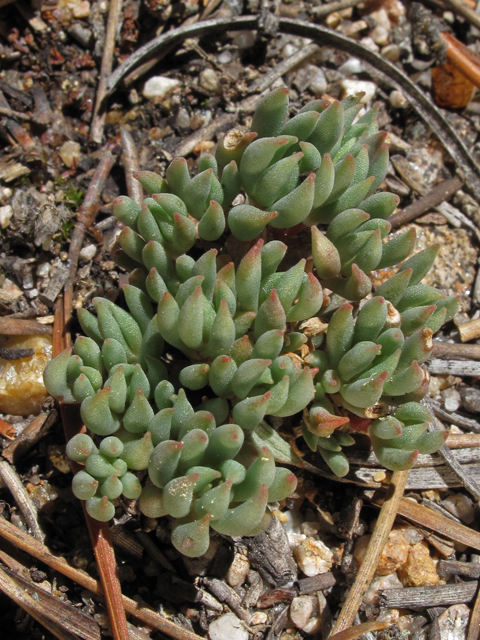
44;88;457;557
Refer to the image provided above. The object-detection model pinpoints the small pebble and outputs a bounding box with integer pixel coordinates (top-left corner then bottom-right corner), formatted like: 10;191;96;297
217;50;232;64
0;187;12;204
250;612;267;625
80;244;97;262
398;541;440;587
437;604;470;640
338;58;365;76
370;8;391;31
442;494;475;525
308;67;327;97
360;37;379;53
59;141;82;168
442;386;461;412
325;12;341;28
143;76;179;100
128;89;140;105
190;114;205;131
199;68;222;94
0;205;13;229
364;572;403;606
354;529;409;576
290;596;315;630
303;617;322;635
293;537;333;577
36;262;50;277
282;43;299;58
231;31;256;50
72;0;90;18
340;79;377;103
459;385;480;413
209;612;248;640
402;527;424;545
341;20;368;38
371;25;389;46
381;44;401;61
227;553;250;587
176;108;191;129
389;90;409;109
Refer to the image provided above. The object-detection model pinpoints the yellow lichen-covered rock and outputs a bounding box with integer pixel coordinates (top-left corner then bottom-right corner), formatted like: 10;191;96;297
398;540;440;587
0;334;52;416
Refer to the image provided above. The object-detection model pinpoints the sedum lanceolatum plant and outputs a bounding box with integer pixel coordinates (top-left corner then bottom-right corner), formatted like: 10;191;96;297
44;88;458;557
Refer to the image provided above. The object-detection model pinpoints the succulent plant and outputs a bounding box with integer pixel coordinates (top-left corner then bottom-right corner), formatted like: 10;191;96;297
44;88;457;556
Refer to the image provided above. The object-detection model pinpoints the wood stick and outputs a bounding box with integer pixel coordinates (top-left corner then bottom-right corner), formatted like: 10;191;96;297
433;341;480;361
90;0;123;144
459;318;480;343
427;398;480;433
467;581;480;640
446;434;480;448
0;105;30;121
331;470;410;634
438;560;480;579
120;127;143;206
381;497;480;550
0;317;53;335
63;150;116;346
387;176;463;229
427;358;480;376
0;516;206;640
381;582;478;609
0;565;80;640
430;418;480;502
1;561;102;640
0;460;45;542
2;411;55;464
442;32;480;91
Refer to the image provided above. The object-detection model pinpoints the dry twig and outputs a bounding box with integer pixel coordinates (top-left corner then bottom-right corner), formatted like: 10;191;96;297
120;127;143;206
63;150;116;346
90;0;123;144
382;582;478;608
0;460;45;542
0;565;79;640
388;176;463;228
0;517;206;640
429;418;480;502
433;341;480;361
2;411;55;464
331;470;410;634
0;105;30;121
372;496;480;550
467;582;480;640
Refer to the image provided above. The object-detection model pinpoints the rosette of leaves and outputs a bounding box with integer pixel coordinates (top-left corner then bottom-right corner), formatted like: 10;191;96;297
301;244;458;476
44;87;457;554
219;88;393;237
110;232;322;426
44;327;298;556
